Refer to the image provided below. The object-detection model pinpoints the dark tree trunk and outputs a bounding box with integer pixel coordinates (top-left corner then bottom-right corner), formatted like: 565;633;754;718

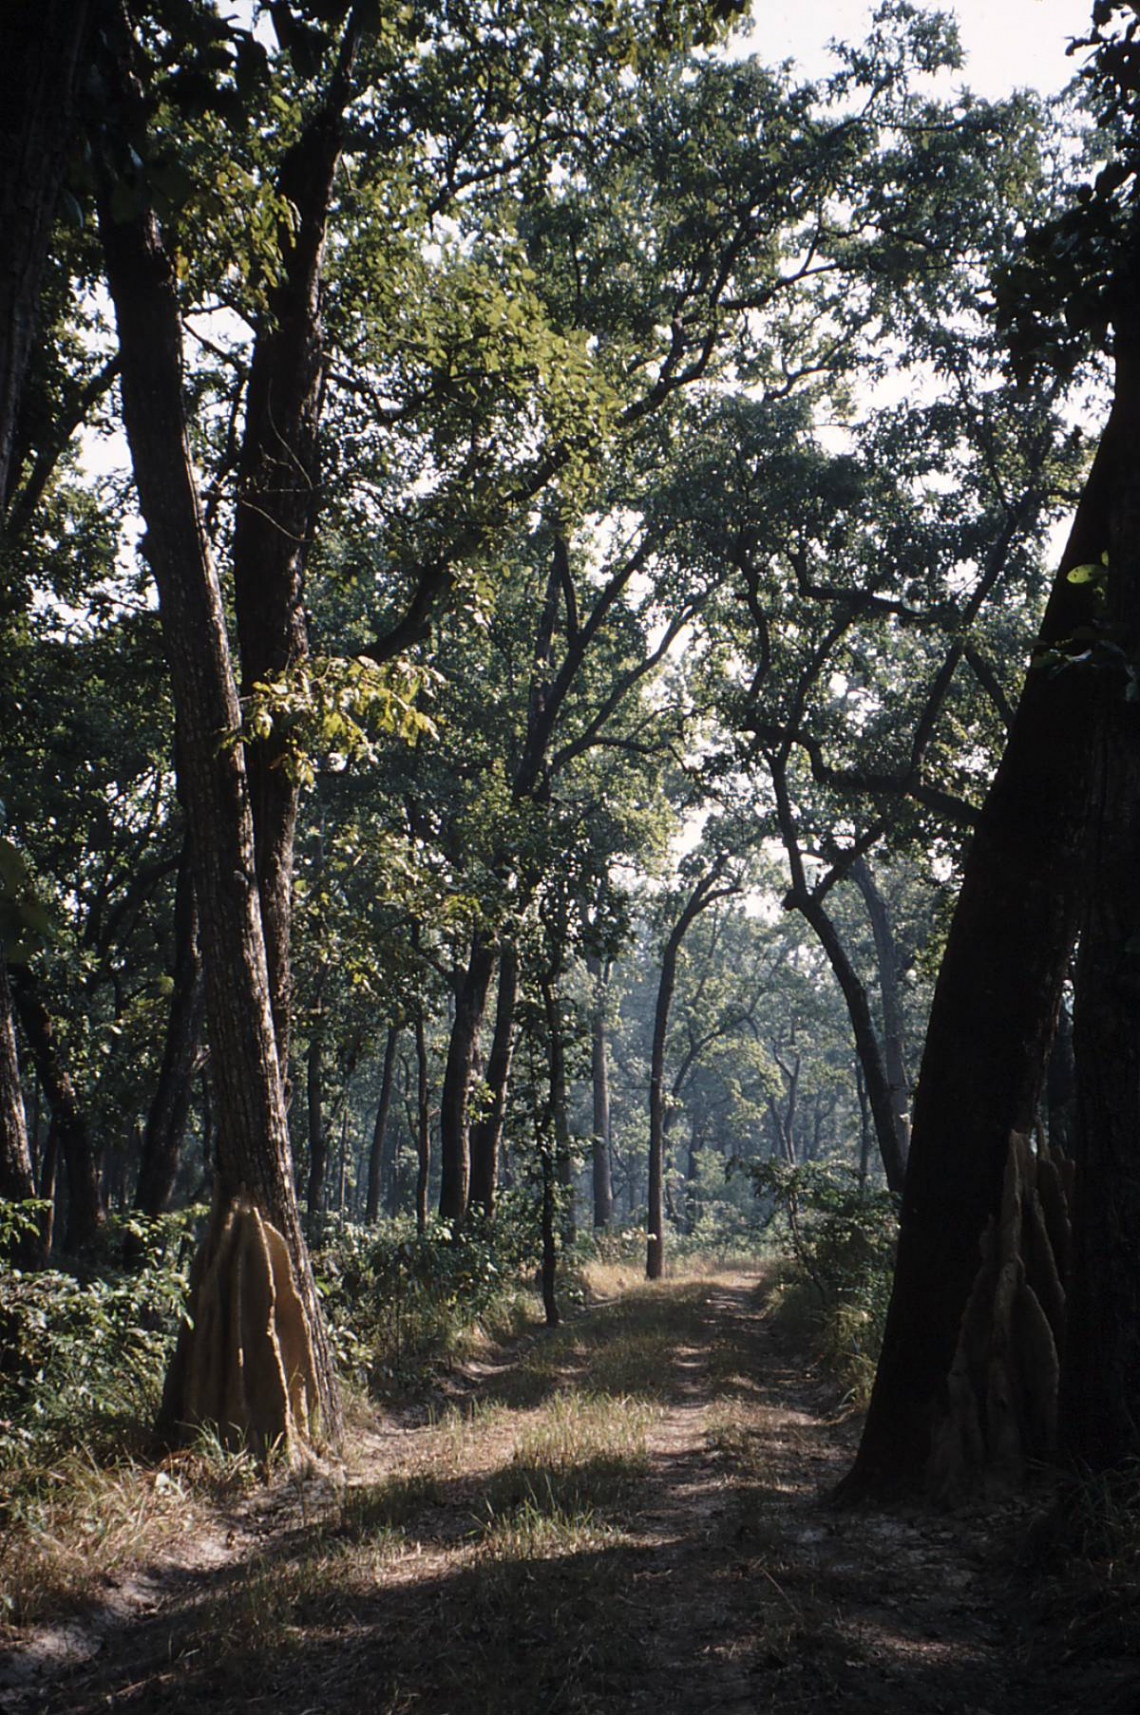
542;976;575;1241
850;857;912;1171
231;18;364;1075
438;935;496;1223
414;1013;430;1235
365;1025;400;1224
96;37;341;1451
0;960;46;1266
843;396;1120;1498
37;1111;58;1256
10;968;103;1252
772;763;906;1194
469;942;518;1216
540;1134;559;1327
648;864;735;1280
587;953;614;1229
1046;989;1076;1155
1060;334;1140;1473
135;845;205;1216
306;1023;326;1223
0;0;92;512
0;960;33;1203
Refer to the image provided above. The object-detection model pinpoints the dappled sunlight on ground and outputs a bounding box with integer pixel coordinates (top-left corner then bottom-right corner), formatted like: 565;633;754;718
2;1267;1137;1715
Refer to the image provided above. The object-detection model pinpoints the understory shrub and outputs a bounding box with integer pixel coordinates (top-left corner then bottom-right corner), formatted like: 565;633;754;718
0;1204;203;1467
739;1159;898;1403
313;1192;546;1389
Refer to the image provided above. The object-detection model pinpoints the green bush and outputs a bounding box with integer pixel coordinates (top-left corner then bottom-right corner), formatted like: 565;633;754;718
0;1205;202;1466
739;1159;898;1402
313;1196;545;1389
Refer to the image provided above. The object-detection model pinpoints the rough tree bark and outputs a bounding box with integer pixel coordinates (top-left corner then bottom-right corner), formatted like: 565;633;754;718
841;402;1119;1497
97;30;341;1452
1060;329;1140;1473
231;13;366;1075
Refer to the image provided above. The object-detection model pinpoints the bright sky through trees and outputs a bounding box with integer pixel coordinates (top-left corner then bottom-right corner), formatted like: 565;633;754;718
758;0;1086;97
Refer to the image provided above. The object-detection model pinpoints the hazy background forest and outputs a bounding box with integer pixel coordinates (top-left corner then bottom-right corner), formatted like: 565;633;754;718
4;0;1140;1701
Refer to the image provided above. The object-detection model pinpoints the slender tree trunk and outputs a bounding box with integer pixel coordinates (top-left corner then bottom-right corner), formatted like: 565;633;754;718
587;953;614;1229
365;1024;400;1224
469;942;518;1215
437;935;496;1223
855;1060;872;1188
97;36;341;1450
542;976;575;1241
37;1111;57;1256
842;393;1119;1498
414;1013;430;1234
10;968;103;1251
1046;997;1076;1156
0;959;33;1204
1060;334;1140;1473
231;15;364;1075
0;960;45;1266
648;865;735;1280
772;763;906;1194
306;1023;326;1224
135;845;205;1216
850;857;912;1170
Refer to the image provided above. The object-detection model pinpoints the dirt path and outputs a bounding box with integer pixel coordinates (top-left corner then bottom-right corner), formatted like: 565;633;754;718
2;1269;1135;1714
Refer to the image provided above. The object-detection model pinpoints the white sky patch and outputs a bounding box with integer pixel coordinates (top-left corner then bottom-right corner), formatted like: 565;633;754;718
749;0;1088;100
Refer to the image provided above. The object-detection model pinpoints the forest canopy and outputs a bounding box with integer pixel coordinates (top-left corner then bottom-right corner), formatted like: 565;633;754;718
3;0;1138;1506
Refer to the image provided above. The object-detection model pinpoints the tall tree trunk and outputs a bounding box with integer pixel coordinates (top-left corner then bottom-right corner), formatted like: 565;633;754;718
842;394;1120;1498
587;953;615;1229
772;763;906;1194
0;960;33;1203
231;15;365;1075
10;968;103;1252
0;960;46;1266
97;35;341;1451
135;844;205;1216
1060;333;1140;1473
0;0;92;513
365;1024;400;1224
437;935;496;1223
414;1013;430;1235
542;976;574;1241
469;942;518;1216
850;857;912;1169
306;1022;326;1224
648;864;736;1280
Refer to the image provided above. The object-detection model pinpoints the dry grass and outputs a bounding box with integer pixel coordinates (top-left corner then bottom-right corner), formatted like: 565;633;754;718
0;1449;212;1629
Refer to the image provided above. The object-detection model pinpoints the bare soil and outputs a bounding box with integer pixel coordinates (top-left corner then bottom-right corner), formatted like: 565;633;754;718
1;1269;1136;1715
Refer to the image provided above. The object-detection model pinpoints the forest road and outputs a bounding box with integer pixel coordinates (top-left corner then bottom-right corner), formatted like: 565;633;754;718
2;1267;1136;1715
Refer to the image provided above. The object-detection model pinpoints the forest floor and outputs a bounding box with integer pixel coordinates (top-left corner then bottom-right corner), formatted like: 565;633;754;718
1;1264;1137;1715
